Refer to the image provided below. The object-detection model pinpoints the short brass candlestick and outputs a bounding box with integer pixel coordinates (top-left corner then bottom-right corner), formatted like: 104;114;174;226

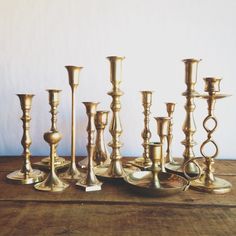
166;59;201;176
154;117;171;172
185;77;231;193
34;90;69;192
7;94;45;184
61;66;83;180
76;102;102;191
94;111;110;166
106;56;126;178
132;91;153;169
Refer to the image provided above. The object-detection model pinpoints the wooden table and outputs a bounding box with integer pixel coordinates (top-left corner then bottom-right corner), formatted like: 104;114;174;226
0;157;236;236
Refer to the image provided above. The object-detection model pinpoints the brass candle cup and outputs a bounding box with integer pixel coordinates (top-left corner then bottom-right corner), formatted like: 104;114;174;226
7;94;45;184
60;65;83;180
34;90;69;192
94;110;110;166
76;102;102;191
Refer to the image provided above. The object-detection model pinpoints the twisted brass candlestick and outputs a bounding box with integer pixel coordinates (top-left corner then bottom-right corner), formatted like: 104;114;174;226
154;117;171;172
93;111;110;166
61;65;83;180
7;94;45;184
34;90;69;192
166;59;201;176
76;102;102;191
132;91;153;169
106;56;126;178
184;77;231;193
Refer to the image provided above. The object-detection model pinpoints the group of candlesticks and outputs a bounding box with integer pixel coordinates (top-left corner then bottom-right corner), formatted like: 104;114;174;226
6;57;232;195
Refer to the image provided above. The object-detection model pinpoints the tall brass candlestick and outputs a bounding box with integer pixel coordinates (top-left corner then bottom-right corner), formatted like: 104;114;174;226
61;66;83;180
34;90;69;192
94;111;110;166
154;117;171;172
7;94;45;184
185;77;231;193
133;91;153;169
76;102;102;191
106;56;126;178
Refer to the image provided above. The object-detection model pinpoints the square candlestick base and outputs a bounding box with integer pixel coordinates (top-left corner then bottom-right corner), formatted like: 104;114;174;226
76;181;102;192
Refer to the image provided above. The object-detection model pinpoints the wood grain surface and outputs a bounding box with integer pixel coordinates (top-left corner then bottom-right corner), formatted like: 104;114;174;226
0;157;236;236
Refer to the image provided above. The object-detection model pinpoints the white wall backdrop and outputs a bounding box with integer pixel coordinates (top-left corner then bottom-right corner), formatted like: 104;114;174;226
0;0;236;159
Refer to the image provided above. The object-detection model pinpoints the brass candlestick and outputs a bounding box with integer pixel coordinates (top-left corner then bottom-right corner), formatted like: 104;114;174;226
132;91;153;169
76;102;102;191
166;59;201;176
184;77;231;193
165;103;179;167
7;94;45;184
60;66;83;180
94;111;110;166
34;90;69;192
154;117;171;172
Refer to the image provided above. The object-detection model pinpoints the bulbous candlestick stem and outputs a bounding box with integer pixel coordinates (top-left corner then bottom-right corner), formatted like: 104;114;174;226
7;94;45;184
34;90;69;192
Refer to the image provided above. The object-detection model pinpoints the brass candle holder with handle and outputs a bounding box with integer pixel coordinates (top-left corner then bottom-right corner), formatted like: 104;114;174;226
34;90;69;192
61;65;83;180
76;102;102;191
166;59;201;176
184;77;232;193
7;94;45;184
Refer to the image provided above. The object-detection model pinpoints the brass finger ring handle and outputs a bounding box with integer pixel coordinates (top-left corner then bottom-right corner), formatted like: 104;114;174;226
183;157;203;181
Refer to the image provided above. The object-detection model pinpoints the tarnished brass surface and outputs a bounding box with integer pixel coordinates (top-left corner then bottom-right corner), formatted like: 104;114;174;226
124;143;189;196
34;90;69;192
94;111;110;166
185;78;232;194
76;102;102;191
103;56;126;178
154;117;171;172
60;66;83;180
7;94;45;184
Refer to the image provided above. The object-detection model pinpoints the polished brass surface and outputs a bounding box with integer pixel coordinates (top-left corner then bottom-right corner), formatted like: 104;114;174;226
93;111;110;166
132;91;153;169
60;66;83;180
124;143;189;197
186;77;231;193
34;90;69;192
76;102;102;191
98;56;127;179
7;94;45;184
154;117;171;172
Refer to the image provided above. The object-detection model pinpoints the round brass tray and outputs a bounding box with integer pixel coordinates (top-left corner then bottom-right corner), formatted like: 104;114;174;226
124;171;189;197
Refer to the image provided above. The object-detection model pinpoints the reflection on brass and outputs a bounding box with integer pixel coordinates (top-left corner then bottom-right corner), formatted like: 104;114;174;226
7;94;45;184
124;142;189;197
60;66;83;180
34;90;69;192
154;117;171;172
96;56;127;179
76;102;102;191
132;91;153;169
185;77;232;194
94;111;110;166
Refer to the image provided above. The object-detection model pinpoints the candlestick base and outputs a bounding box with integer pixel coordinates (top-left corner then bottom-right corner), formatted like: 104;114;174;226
6;169;45;184
60;164;81;180
33;160;70;171
189;173;232;194
127;157;152;170
41;156;66;165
